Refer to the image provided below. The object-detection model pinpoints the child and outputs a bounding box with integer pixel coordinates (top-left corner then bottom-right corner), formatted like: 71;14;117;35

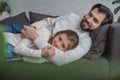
4;27;79;63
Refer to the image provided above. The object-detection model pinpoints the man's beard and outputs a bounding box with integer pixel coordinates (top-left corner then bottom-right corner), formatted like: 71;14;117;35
80;19;91;32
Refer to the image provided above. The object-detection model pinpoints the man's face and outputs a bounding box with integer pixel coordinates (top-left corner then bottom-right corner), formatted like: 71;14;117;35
80;8;106;31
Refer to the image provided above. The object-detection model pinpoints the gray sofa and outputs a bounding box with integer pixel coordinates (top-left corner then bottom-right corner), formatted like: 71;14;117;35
0;12;120;80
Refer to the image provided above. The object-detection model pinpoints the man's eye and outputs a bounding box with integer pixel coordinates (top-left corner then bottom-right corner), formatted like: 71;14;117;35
93;19;98;23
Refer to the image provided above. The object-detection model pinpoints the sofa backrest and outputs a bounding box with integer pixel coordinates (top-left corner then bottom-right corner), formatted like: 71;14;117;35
84;24;110;60
106;22;120;62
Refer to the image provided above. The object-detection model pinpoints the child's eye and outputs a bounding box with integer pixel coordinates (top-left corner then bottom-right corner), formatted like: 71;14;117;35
62;44;65;48
59;37;62;41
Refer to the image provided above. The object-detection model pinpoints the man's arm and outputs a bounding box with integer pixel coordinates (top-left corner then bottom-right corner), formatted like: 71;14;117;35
34;32;91;66
31;17;56;30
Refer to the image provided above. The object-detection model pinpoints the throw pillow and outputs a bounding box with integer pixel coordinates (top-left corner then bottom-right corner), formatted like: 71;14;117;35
29;11;58;23
0;12;29;25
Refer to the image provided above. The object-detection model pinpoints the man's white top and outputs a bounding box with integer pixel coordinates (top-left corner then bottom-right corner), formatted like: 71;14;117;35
5;13;91;66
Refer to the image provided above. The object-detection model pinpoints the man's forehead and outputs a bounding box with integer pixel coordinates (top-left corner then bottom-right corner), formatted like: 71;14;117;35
91;8;106;17
91;8;106;21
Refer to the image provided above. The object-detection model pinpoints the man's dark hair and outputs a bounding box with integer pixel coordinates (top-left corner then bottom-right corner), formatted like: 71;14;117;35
91;3;113;25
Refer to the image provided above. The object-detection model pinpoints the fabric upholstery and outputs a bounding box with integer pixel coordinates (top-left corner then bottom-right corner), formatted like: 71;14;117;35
107;22;120;61
29;11;58;23
84;24;110;59
0;12;29;25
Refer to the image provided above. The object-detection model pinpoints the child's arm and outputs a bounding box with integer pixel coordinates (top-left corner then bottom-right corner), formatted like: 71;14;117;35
13;39;42;58
21;27;51;49
14;27;51;58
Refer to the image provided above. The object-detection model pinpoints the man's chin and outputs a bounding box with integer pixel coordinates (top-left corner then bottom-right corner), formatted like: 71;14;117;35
81;27;91;32
80;22;91;32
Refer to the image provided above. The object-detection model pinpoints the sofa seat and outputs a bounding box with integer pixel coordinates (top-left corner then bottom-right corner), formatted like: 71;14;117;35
0;57;109;80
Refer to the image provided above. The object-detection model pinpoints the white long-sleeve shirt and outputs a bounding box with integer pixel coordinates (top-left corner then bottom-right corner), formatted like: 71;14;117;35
4;28;51;63
5;13;91;66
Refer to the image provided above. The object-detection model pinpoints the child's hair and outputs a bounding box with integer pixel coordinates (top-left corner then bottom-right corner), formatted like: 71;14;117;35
53;30;79;50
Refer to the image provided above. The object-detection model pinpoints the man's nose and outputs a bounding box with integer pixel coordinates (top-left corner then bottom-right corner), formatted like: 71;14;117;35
87;17;93;22
86;17;93;26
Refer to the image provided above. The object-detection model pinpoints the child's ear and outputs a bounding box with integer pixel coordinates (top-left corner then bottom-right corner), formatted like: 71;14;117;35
32;26;36;30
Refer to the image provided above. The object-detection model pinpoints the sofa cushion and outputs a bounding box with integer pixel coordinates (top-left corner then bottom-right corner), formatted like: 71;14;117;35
84;24;110;59
0;12;29;25
0;57;109;80
29;11;58;23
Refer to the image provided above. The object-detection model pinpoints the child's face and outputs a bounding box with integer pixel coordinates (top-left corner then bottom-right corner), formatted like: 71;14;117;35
52;33;72;51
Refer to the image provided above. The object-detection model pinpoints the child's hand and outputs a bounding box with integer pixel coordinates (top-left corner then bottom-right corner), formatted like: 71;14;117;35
21;26;38;41
41;45;55;58
21;26;32;38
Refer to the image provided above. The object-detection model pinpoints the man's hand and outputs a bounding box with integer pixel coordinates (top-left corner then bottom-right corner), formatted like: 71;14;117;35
21;26;38;41
41;46;55;58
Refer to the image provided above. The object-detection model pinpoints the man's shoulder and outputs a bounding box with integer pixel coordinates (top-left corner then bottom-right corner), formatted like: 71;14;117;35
60;13;80;22
60;13;79;19
66;13;79;18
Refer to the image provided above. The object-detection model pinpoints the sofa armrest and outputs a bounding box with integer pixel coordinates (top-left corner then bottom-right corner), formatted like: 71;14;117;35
0;26;6;62
107;22;120;61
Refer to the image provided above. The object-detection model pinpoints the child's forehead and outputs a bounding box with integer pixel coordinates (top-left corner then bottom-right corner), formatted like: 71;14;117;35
57;33;67;37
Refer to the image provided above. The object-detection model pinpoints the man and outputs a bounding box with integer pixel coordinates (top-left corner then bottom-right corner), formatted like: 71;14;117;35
21;4;113;66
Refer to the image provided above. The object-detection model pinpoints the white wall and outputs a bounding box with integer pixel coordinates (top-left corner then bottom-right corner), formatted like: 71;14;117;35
7;0;120;21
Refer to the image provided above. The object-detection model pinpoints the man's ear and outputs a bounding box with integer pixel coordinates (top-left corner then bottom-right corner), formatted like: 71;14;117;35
49;35;53;38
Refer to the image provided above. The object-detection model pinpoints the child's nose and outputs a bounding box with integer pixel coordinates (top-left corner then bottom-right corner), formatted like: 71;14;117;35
56;42;61;48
